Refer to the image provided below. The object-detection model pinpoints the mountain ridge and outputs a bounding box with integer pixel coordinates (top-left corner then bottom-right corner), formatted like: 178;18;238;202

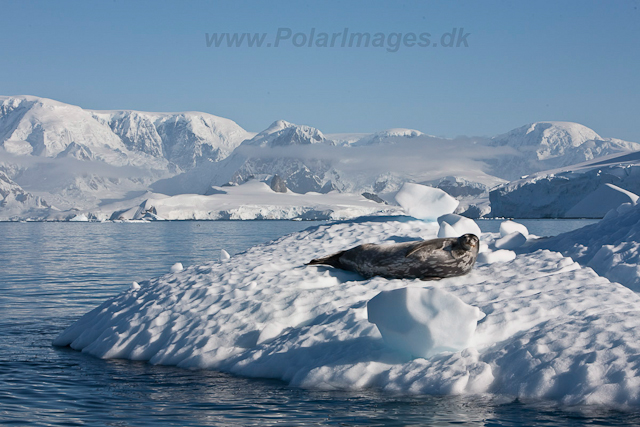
1;95;638;220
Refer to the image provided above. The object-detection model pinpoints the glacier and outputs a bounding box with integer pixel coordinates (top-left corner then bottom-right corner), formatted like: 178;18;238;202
490;151;640;218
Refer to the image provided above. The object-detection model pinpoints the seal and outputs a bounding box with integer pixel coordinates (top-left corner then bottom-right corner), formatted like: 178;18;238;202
307;234;479;280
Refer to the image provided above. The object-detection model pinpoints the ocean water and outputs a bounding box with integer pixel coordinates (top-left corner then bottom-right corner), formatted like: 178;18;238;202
1;219;638;426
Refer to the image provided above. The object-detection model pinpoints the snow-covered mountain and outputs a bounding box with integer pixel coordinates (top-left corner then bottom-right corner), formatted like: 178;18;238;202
152;121;640;220
241;120;330;148
91;109;251;170
0;95;252;170
1;95;639;221
0;95;253;217
351;128;425;146
152;121;505;206
0;169;51;220
0;96;134;165
152;120;336;195
485;121;640;180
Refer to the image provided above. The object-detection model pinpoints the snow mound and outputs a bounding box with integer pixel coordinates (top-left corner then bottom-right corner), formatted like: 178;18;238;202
395;183;458;220
367;287;485;358
54;217;640;405
437;213;482;237
565;183;638;218
499;220;529;238
494;231;527;250
476;250;516;264
437;221;457;238
532;201;640;291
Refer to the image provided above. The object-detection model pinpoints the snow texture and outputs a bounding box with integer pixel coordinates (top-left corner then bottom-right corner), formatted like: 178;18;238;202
54;215;640;406
531;201;640;292
476;250;517;264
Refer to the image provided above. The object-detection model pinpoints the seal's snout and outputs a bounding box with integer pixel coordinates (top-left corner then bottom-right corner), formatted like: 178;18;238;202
458;234;479;251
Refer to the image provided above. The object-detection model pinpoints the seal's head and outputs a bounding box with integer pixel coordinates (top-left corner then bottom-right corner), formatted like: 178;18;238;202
457;234;479;252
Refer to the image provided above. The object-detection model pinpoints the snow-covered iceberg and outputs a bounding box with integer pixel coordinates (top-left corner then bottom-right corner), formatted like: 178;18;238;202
395;183;458;220
55;214;640;406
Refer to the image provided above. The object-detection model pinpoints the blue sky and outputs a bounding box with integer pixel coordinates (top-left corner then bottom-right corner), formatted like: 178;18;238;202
1;0;638;140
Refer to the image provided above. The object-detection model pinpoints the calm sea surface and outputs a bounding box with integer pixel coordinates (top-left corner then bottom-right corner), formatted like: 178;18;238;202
1;218;638;426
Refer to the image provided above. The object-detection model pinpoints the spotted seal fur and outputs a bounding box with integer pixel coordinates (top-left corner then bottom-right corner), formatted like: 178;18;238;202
307;234;479;280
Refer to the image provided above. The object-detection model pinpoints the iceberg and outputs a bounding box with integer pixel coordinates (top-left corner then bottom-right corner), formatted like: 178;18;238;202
54;213;640;406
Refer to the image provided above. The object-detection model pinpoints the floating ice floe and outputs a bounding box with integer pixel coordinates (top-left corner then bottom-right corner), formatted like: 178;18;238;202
69;213;89;222
395;183;458;220
170;263;184;273
437;213;482;238
54;213;640;406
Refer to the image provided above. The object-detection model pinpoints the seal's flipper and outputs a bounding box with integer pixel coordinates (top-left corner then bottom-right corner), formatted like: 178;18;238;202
307;250;346;268
406;240;442;258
